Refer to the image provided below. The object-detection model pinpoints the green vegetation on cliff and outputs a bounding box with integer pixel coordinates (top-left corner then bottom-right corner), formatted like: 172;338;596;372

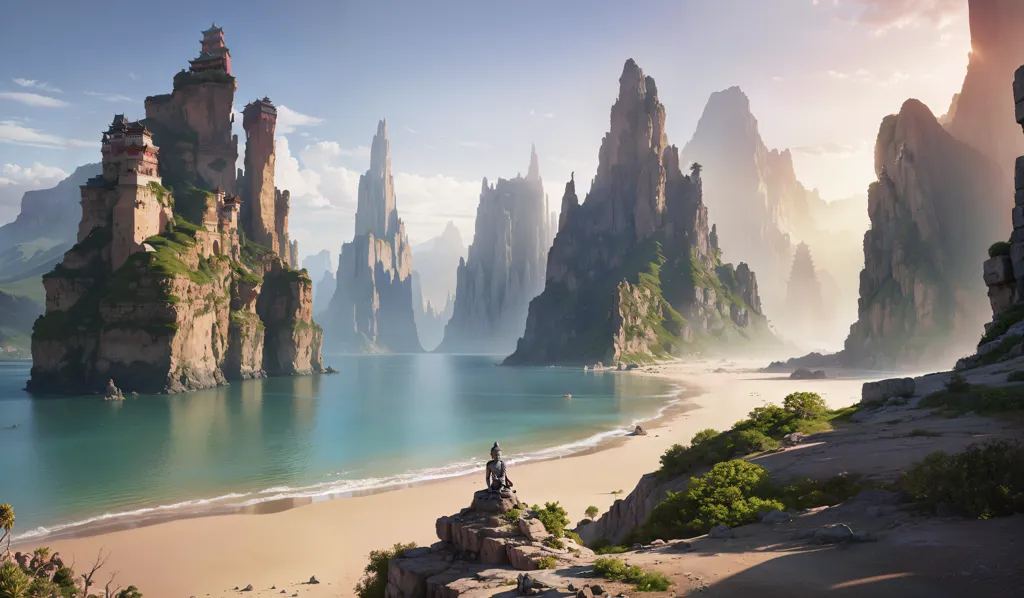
172;69;235;90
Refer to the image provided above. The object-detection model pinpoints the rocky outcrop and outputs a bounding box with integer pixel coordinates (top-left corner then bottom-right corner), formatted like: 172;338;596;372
411;221;465;312
843;99;1005;367
438;147;549;355
28;28;321;395
324;120;421;353
505;60;773;366
680;88;801;312
412;273;453;351
945;0;1024;178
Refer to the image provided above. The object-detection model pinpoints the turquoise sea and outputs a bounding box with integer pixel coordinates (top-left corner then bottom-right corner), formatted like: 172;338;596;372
0;355;678;542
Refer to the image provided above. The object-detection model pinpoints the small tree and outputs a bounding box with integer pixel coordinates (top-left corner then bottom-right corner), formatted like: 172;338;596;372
0;504;13;557
585;505;600;520
782;392;827;420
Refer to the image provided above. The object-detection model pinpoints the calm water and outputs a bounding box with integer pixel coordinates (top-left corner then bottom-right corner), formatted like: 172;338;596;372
0;355;677;540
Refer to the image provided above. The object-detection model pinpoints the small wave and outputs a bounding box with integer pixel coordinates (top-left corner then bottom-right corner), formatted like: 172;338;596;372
15;385;684;543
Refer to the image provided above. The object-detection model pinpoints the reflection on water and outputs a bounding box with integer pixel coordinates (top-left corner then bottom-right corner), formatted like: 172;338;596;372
0;355;676;535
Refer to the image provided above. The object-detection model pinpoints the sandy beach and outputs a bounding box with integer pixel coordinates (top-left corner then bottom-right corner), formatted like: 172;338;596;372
17;361;882;597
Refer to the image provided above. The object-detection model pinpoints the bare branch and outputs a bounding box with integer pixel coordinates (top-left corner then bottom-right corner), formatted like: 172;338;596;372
82;547;112;595
104;570;121;598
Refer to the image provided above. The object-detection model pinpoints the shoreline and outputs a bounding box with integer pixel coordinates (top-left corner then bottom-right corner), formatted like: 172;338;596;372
11;373;696;547
16;360;878;597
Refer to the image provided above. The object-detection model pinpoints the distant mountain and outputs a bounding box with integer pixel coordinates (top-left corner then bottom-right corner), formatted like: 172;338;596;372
411;221;465;310
301;249;333;280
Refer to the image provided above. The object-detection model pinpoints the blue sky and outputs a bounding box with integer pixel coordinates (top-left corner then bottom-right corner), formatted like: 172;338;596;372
0;0;971;258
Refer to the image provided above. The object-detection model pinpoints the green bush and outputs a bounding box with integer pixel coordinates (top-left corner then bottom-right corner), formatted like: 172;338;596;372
563;530;583;545
500;508;521;525
775;473;867;511
0;562;31;598
919;384;1024;415
645;460;783;539
543;537;565;549
531;502;570;538
594;543;629;555
979;305;1024;346
989;241;1011;258
944;374;970;392
354;542;417;598
731;429;780;454
1008;370;1024;383
592;558;670;592
116;587;144;598
783;392;828;420
902;441;1024;518
534;556;557;570
585;505;600;519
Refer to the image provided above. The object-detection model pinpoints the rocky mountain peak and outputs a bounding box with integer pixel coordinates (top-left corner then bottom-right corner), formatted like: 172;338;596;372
370;118;391;177
595;59;667;190
528;144;540;180
355;119;399;239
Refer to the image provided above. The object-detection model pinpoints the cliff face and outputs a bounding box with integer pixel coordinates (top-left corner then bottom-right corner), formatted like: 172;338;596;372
843;99;1005;366
325;120;421;353
505;60;772;366
680;87;816;317
438;147;549;354
945;0;1024;176
144;81;238;197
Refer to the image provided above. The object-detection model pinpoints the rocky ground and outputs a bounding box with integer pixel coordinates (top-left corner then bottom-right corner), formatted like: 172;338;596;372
389;360;1024;597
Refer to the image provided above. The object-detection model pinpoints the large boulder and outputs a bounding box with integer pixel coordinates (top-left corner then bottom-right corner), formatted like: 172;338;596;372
861;378;915;405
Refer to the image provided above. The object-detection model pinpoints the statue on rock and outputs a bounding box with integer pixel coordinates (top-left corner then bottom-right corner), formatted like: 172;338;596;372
471;441;519;513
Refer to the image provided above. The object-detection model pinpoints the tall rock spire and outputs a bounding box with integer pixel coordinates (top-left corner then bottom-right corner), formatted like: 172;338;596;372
355;119;398;238
325;120;421;353
438;146;548;354
506;60;772;366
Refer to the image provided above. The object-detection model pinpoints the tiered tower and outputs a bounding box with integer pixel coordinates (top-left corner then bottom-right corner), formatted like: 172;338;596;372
241;96;279;253
189;23;232;75
81;115;172;270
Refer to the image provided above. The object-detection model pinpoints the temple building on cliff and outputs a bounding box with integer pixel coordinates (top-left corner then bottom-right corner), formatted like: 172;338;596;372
189;23;232;75
82;115;172;270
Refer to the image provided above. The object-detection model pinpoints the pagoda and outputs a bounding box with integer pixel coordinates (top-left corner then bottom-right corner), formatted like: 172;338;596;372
189;23;231;75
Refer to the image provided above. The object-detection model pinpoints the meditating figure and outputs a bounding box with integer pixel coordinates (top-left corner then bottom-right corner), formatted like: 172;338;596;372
485;441;514;497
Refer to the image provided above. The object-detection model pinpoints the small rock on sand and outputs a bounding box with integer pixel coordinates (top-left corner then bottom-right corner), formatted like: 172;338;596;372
709;524;735;539
814;523;854;544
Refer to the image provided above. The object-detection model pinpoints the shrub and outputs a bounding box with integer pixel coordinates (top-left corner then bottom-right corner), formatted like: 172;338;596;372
563;530;583;545
592;558;671;592
989;241;1011;258
534;556;557;570
354;542;417;598
543;537;565;550
594;544;629;555
531;502;570;538
944;374;970;393
731;429;780;454
1008;370;1024;383
0;563;31;598
902;441;1024;518
500;508;521;525
909;429;941;438
645;460;783;539
775;473;867;511
585;505;600;519
116;587;144;598
979;305;1024;346
783;392;828;420
26;576;61;597
919;384;1024;415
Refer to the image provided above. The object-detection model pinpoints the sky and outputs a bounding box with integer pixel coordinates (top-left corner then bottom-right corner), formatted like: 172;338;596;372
0;0;972;261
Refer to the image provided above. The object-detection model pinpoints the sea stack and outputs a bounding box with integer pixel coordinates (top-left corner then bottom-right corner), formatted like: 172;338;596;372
505;59;773;366
843;99;1005;366
324;120;422;353
28;25;322;394
438;146;550;355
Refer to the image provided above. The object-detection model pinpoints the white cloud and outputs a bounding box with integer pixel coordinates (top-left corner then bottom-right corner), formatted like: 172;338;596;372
1;162;68;186
85;91;134;102
848;0;964;34
276;136;480;252
825;68;909;86
128;72;140;81
13;78;62;93
0;91;69;108
0;120;92;149
276;105;324;134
